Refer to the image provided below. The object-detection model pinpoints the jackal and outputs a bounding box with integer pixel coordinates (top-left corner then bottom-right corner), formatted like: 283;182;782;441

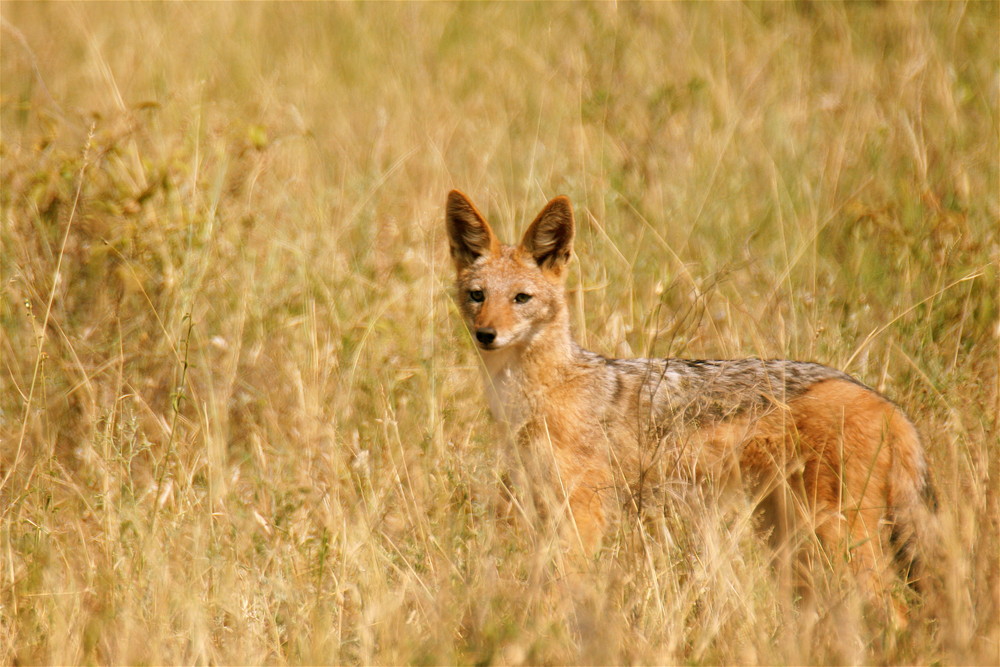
445;189;931;611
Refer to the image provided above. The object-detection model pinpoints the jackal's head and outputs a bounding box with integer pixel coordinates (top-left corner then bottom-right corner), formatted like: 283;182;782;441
445;190;574;353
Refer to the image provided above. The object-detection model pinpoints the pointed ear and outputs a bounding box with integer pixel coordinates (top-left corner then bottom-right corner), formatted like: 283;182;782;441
519;195;574;276
446;190;499;272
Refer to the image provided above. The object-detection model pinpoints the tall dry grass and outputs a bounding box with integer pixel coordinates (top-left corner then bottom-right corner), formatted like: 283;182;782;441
2;3;997;664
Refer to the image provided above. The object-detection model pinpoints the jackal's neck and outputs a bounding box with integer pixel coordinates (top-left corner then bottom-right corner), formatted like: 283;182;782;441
479;308;585;429
518;308;583;376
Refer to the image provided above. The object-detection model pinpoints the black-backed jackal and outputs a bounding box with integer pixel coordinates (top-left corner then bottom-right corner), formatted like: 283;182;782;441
445;190;933;619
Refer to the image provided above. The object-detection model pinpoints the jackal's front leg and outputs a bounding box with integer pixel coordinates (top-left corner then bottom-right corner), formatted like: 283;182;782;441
547;442;611;554
566;483;607;553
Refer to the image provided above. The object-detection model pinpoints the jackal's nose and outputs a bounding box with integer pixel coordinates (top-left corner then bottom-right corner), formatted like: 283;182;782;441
475;328;497;346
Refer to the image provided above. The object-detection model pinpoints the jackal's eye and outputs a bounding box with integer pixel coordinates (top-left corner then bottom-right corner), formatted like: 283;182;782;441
469;290;485;303
514;293;532;304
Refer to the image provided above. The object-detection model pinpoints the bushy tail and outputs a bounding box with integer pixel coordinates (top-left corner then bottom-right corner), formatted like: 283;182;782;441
887;413;937;592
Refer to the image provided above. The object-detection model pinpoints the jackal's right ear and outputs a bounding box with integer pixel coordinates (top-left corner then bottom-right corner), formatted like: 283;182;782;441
446;190;499;272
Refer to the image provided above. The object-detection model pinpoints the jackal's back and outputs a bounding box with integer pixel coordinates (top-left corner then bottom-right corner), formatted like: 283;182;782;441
599;356;857;427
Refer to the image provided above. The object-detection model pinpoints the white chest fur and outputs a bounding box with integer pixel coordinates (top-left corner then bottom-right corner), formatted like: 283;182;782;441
480;348;529;433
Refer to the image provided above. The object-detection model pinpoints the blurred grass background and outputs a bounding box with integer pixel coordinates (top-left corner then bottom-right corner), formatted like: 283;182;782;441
1;2;997;664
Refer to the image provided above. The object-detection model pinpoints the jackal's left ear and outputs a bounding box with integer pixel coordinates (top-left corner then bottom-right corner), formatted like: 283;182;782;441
520;196;574;276
446;190;500;272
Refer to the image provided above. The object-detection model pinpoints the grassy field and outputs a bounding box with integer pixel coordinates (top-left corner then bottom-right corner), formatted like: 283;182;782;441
2;3;997;664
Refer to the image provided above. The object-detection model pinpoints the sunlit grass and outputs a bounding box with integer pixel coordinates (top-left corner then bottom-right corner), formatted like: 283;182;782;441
2;3;997;664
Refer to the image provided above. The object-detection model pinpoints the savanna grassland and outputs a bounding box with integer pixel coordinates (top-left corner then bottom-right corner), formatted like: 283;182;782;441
2;3;998;664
